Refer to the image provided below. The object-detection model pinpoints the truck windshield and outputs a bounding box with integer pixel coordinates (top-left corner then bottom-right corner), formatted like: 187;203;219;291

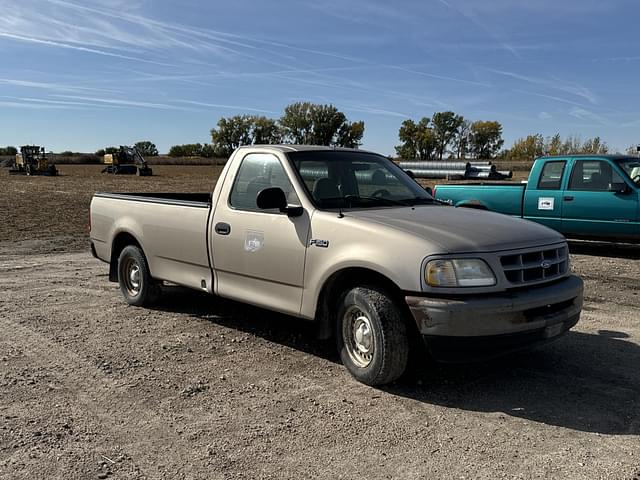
288;150;436;209
616;159;640;186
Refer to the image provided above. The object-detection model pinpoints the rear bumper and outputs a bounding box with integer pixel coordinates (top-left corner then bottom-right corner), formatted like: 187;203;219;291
406;274;583;360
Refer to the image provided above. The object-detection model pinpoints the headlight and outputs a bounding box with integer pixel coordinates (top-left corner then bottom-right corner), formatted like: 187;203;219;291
426;259;496;287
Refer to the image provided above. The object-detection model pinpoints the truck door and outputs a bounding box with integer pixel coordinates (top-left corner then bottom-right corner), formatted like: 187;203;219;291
210;152;310;316
523;159;566;231
561;159;639;240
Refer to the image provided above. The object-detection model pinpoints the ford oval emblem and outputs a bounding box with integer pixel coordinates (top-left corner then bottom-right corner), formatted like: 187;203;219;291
541;260;552;269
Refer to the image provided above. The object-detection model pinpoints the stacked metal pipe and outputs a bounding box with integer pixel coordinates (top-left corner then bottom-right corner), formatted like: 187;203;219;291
398;160;512;180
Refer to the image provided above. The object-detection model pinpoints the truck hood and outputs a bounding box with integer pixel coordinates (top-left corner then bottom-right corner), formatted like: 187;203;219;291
347;205;565;253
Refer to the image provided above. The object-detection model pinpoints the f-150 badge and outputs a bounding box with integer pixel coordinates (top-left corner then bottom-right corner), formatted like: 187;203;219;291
310;239;329;248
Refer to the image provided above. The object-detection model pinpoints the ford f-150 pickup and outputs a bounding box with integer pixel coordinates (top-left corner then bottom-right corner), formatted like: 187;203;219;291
434;155;640;242
90;145;584;386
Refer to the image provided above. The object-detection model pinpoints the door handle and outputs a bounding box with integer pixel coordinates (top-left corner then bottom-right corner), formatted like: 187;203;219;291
563;196;574;202
215;222;231;235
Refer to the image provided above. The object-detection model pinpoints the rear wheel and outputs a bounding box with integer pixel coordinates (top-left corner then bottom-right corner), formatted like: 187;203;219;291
337;286;409;386
117;245;160;306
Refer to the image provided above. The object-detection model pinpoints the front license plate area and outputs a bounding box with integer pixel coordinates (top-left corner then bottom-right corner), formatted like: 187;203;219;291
543;323;565;339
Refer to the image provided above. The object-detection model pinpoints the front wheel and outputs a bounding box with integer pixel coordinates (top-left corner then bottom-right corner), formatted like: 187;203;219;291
337;286;409;386
117;245;160;306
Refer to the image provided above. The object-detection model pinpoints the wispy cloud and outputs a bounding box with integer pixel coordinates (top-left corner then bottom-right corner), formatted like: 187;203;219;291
568;107;612;126
0;77;115;93
178;100;277;114
52;94;189;110
488;69;598;105
436;0;521;59
0;33;176;67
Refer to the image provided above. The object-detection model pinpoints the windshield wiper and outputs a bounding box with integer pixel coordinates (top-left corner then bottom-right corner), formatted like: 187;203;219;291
343;195;408;206
396;197;446;206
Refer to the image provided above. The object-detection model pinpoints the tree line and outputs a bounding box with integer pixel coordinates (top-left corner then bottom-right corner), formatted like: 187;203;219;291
499;134;610;160
2;102;636;161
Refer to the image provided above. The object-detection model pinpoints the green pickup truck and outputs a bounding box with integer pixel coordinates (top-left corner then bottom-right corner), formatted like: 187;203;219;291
434;155;640;242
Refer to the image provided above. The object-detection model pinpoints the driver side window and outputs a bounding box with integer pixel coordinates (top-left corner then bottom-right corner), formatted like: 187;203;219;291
569;160;624;192
229;153;299;211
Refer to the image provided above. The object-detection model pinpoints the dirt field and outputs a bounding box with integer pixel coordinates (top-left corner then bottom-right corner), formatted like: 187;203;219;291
1;166;639;479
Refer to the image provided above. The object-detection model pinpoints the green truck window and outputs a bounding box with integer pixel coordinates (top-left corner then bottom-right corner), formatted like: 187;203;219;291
569;160;624;191
537;161;566;190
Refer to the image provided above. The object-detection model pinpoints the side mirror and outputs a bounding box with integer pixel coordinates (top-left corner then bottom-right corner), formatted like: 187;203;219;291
610;183;632;194
405;170;415;179
256;187;287;210
256;187;303;217
424;186;433;196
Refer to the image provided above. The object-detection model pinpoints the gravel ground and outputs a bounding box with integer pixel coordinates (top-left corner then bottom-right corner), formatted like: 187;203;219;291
0;245;638;479
1;165;638;479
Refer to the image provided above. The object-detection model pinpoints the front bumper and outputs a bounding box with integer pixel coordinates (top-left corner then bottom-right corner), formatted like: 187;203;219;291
406;274;583;361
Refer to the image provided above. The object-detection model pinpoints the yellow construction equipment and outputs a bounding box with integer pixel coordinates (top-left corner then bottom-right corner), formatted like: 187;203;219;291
10;145;58;176
101;146;152;176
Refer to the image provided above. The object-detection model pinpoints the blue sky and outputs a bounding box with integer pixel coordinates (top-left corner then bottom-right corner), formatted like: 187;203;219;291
0;0;639;155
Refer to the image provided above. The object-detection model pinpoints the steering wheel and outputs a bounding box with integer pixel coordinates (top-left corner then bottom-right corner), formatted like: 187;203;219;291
371;188;391;198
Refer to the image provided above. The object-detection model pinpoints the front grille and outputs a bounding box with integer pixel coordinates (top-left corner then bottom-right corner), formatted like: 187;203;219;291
500;245;568;286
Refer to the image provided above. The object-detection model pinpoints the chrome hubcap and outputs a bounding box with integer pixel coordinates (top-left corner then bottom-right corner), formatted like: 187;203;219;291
343;307;375;368
121;258;142;296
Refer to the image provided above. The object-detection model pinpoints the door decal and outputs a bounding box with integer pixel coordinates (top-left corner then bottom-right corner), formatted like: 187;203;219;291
244;231;264;252
538;197;555;210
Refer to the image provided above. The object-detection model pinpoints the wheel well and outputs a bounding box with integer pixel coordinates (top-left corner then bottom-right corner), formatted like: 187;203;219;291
314;267;404;340
109;232;142;282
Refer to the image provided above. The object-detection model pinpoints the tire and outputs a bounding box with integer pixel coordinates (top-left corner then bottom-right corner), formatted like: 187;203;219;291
336;286;409;386
117;245;160;306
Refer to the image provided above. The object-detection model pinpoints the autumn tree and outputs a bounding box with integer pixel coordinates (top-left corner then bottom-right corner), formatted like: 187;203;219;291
469;121;504;159
503;134;545;160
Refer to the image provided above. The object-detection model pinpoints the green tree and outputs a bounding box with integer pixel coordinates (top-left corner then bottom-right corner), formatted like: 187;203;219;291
252;117;282;145
469;121;504;159
279;102;364;147
279;102;314;144
0;146;18;156
168;144;206;157
395;119;419;159
394;118;437;160
201;144;215;158
105;146;119;155
210;115;254;157
432;111;464;160
134;141;158;156
337;121;365;148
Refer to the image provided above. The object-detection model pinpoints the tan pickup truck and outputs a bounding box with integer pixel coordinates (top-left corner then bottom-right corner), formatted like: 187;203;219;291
90;145;584;385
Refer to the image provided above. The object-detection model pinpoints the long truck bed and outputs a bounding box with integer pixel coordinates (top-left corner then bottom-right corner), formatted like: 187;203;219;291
90;192;214;291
